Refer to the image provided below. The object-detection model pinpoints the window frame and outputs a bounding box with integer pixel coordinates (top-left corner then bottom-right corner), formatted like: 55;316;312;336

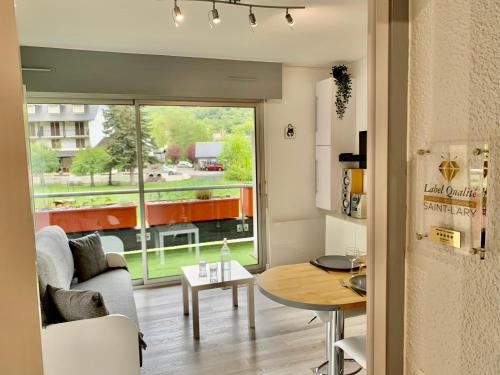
51;138;61;149
26;96;267;287
50;121;60;137
75;138;85;148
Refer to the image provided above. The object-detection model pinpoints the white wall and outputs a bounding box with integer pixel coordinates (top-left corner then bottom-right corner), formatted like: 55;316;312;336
406;1;499;374
0;1;44;373
264;66;330;267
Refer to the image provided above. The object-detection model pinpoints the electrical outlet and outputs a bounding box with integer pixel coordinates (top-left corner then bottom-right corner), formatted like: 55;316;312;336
136;233;151;242
237;224;243;232
244;223;249;231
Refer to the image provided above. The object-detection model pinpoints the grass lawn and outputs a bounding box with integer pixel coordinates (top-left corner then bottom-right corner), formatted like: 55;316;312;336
124;240;257;280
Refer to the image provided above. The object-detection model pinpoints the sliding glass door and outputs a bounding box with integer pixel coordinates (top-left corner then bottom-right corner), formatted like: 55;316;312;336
26;100;262;285
27;103;145;280
138;103;259;282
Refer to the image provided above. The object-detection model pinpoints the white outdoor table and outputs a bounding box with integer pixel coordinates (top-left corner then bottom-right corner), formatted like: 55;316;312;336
157;223;200;263
181;260;255;339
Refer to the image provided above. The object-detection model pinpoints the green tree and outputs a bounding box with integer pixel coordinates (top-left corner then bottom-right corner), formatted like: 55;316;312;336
191;107;254;136
30;143;59;186
147;106;210;153
71;147;111;187
103;106;157;185
218;131;253;182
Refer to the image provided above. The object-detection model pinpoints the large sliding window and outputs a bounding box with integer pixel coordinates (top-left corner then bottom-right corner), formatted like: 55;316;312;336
27;100;262;284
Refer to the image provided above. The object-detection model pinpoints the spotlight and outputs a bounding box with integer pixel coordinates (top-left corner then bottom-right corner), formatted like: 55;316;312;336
249;7;257;28
210;2;221;24
173;0;183;22
285;9;294;26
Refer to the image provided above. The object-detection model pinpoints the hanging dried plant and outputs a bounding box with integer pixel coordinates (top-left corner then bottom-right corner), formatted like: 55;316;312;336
331;65;352;119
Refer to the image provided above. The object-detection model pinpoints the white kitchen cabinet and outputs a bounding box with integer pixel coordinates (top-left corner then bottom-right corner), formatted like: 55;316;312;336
315;146;332;210
315;78;334;145
315;77;357;211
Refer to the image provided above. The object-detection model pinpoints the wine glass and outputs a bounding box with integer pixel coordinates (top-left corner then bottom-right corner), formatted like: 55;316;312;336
345;246;360;274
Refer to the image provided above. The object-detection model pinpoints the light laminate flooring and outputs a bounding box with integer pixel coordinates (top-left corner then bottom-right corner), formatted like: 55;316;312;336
135;281;366;375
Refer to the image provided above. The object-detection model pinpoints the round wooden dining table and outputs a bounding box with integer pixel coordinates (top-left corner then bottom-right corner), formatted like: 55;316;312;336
258;263;366;375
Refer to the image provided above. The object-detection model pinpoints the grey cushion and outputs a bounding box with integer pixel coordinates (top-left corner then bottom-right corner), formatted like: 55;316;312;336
45;284;109;324
69;232;108;282
36;226;75;295
72;269;139;328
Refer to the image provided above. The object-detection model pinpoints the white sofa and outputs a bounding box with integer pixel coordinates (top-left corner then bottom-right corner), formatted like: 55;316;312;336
36;226;141;375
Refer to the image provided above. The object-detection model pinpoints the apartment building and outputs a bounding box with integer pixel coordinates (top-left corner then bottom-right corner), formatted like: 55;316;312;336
27;104;98;171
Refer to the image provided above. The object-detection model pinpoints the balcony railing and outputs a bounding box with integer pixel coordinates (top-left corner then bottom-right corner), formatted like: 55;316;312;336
33;184;256;279
33;184;252;198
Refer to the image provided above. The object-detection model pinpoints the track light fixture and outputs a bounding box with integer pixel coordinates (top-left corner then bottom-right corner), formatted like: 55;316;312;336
285;9;294;27
173;0;184;22
209;1;221;25
248;6;257;28
169;0;305;29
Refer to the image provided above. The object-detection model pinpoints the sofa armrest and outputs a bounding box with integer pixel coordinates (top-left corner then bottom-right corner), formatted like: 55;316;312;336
106;252;128;268
42;314;140;375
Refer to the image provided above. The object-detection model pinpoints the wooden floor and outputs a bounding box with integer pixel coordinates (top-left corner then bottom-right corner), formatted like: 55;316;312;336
135;280;367;375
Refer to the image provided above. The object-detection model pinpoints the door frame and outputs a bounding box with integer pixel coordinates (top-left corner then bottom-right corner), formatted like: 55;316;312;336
366;0;409;374
26;95;268;286
133;99;267;285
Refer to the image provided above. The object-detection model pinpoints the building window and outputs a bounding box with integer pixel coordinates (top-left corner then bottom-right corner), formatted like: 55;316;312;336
37;125;44;137
75;122;85;136
50;122;61;137
51;139;61;149
48;104;61;114
72;105;85;114
29;123;36;137
27;104;37;115
76;139;85;148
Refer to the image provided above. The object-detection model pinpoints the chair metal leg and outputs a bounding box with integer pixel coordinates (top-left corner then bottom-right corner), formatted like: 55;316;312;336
311;360;328;374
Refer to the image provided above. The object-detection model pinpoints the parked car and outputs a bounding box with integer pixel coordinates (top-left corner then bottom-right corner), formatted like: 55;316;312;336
163;165;177;175
177;161;193;168
203;162;224;171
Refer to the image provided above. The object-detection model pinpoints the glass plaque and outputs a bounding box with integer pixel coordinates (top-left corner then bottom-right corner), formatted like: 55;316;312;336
416;142;488;254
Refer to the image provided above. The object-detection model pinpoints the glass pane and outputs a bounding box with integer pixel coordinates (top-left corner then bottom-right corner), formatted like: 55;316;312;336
28;104;144;280
140;105;259;279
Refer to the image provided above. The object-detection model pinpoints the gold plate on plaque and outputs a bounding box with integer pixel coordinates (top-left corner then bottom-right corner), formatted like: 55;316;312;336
430;226;461;248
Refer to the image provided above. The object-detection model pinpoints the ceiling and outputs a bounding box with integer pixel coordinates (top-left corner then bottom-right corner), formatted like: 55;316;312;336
15;0;367;67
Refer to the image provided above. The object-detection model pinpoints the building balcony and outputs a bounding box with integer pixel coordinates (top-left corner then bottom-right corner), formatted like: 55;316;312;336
32;183;256;280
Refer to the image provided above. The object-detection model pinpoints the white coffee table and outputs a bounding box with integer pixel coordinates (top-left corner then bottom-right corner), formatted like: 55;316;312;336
181;260;255;339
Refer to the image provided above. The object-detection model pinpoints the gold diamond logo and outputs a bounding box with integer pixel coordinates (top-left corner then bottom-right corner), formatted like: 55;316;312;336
439;160;460;183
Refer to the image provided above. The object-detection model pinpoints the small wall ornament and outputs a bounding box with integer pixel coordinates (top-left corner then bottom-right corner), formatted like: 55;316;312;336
331;65;352;120
284;123;296;139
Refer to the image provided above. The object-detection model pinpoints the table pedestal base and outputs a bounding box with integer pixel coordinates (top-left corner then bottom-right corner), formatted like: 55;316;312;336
311;310;345;375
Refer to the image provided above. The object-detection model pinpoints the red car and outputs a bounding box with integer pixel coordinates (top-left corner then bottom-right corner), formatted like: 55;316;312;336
203;162;224;171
